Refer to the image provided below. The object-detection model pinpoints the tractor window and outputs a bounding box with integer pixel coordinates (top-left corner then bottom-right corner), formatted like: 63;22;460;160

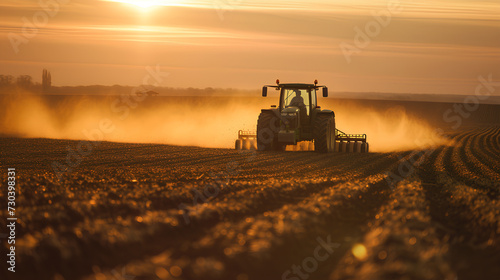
283;89;310;115
310;89;317;109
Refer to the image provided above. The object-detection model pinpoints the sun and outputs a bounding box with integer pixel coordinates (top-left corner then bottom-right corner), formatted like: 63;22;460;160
105;0;175;9
127;1;159;8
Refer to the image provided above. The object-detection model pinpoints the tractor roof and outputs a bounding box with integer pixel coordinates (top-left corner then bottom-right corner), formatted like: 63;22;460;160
278;83;317;89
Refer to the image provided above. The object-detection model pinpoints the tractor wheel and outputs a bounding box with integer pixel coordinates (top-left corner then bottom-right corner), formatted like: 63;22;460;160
235;139;242;150
257;111;282;151
313;114;335;153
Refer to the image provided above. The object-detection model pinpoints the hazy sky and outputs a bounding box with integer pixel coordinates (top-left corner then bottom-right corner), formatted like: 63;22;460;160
1;0;499;94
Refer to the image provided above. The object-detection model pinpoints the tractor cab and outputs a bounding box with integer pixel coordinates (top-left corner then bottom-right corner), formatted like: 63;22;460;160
261;80;329;144
280;85;316;127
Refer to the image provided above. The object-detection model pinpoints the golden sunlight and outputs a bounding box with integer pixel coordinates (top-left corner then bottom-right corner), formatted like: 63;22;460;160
104;0;180;9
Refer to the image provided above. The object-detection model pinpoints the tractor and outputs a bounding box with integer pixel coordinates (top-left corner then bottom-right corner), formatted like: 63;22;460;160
235;80;369;153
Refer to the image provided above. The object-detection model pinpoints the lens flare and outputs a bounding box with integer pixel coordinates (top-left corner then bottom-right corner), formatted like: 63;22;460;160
104;0;177;9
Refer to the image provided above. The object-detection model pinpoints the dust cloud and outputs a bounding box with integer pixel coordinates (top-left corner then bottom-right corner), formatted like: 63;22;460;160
0;93;264;149
0;93;450;152
325;100;452;152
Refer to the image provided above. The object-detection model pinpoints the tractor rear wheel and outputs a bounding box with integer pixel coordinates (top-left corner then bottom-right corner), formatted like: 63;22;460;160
257;111;283;151
313;114;335;153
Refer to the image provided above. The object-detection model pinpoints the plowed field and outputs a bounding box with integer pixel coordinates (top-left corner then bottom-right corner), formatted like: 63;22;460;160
0;98;499;280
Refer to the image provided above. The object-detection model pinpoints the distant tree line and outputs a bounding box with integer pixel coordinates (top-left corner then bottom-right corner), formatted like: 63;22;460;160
0;74;34;88
0;71;259;96
0;69;52;93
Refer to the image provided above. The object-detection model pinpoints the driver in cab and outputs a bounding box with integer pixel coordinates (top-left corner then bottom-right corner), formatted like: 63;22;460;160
289;90;305;108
